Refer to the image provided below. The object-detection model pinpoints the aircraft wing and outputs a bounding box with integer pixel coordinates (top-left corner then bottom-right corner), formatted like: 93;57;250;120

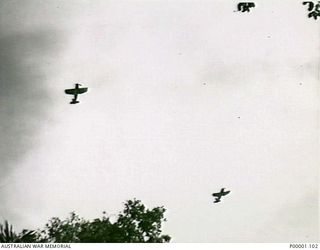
212;192;221;197
77;87;88;94
65;89;76;95
222;190;231;196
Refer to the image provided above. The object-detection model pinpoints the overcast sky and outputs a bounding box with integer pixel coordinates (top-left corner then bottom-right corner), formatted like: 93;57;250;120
0;0;318;242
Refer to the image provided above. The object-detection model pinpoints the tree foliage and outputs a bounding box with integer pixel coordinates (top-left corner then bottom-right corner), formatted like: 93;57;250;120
0;220;36;243
0;220;18;243
0;199;171;243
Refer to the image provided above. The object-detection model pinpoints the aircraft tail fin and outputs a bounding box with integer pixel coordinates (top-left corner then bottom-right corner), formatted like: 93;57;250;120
70;100;79;104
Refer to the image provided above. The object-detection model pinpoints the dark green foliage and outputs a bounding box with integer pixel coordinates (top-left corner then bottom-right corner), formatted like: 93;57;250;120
0;220;36;243
0;220;18;243
18;229;38;243
0;199;171;243
116;199;170;243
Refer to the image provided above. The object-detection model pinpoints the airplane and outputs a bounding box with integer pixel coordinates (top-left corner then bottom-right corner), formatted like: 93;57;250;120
65;83;88;104
237;2;255;12
212;188;231;203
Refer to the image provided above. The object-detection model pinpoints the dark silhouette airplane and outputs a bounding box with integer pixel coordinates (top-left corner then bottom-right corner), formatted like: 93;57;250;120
212;188;231;203
237;2;255;12
65;83;88;104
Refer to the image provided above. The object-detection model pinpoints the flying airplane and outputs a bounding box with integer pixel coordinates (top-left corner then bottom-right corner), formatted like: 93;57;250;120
65;83;88;104
212;188;231;203
237;2;255;12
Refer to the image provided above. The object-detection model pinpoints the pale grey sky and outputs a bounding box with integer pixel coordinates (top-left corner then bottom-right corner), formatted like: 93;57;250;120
0;0;318;242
